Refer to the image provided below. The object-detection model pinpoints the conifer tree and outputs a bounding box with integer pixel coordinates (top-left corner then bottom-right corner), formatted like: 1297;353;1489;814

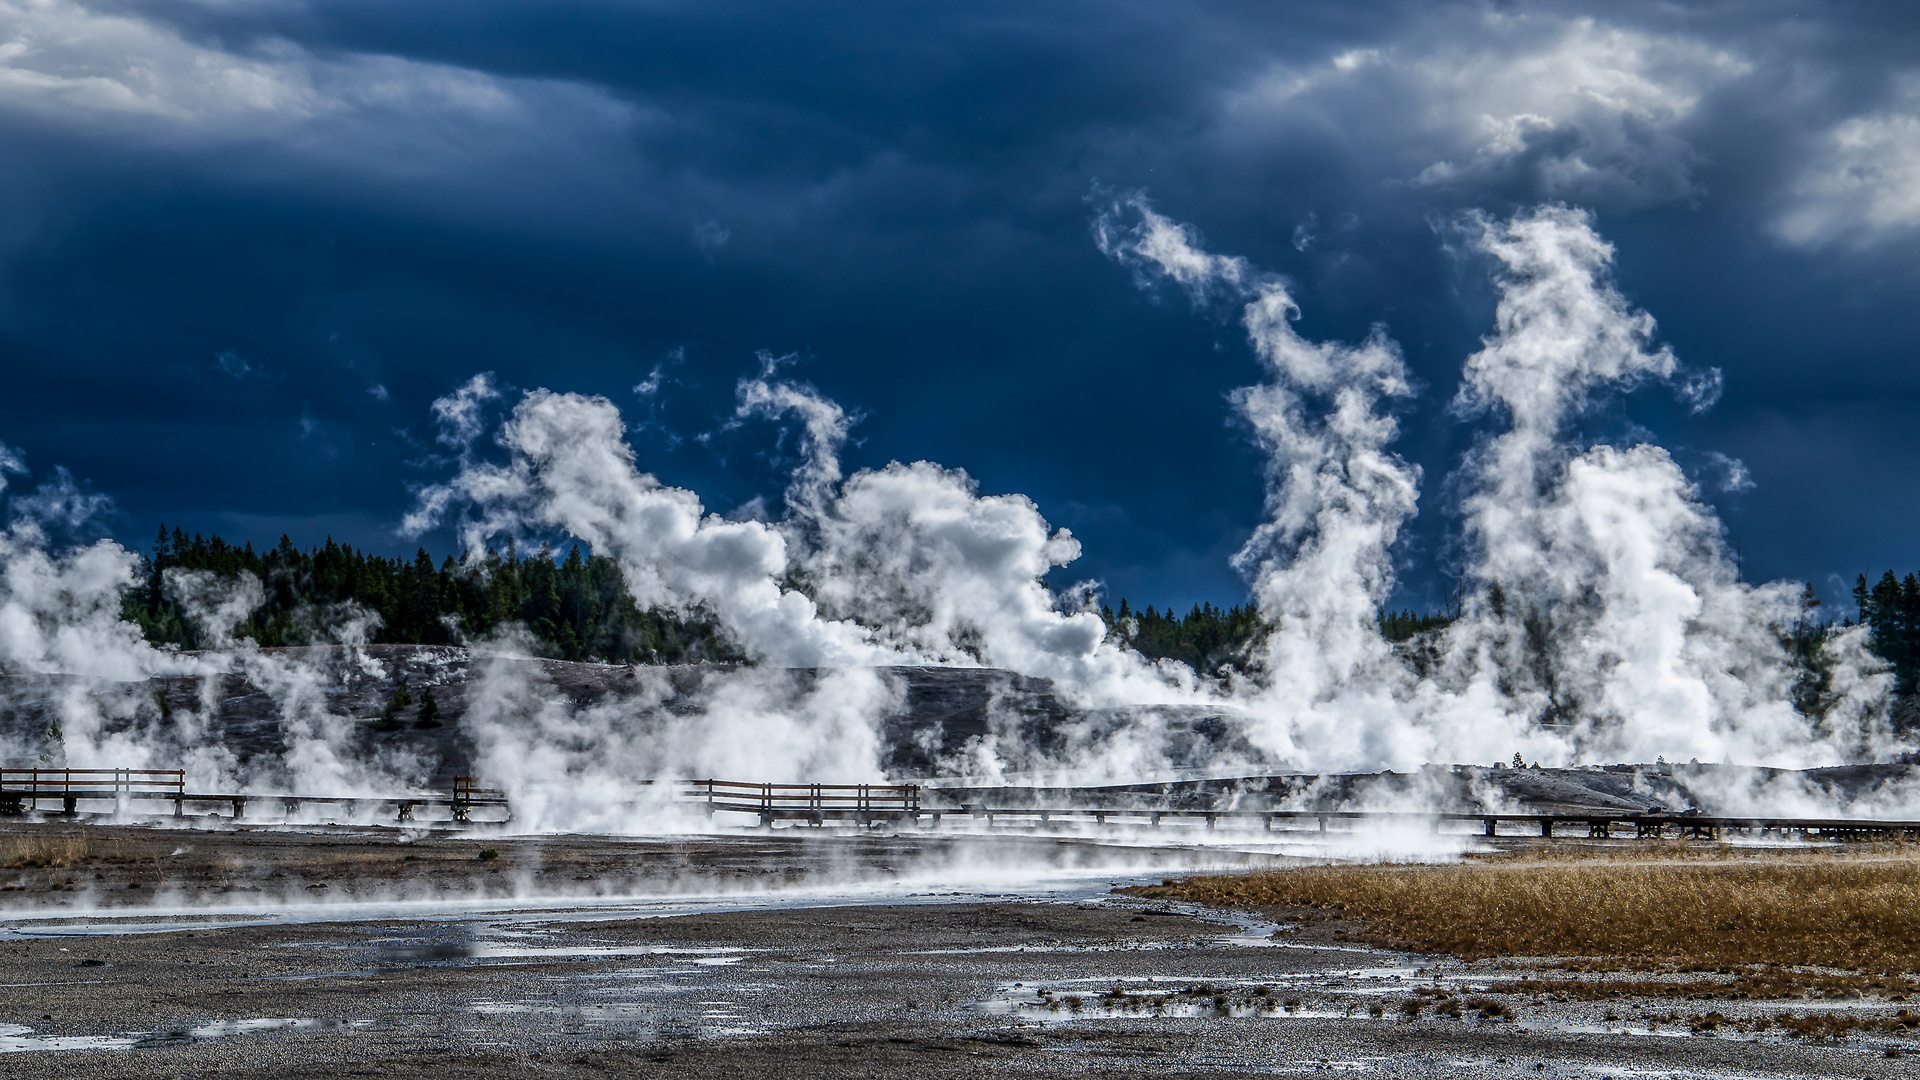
414;687;442;729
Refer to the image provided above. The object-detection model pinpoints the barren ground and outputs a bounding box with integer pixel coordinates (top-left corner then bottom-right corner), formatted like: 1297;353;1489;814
0;822;1913;1078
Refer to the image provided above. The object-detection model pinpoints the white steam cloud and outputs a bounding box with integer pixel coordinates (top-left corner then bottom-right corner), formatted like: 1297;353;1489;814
1095;193;1422;766
1093;196;1895;773
0;199;1904;835
407;361;1178;701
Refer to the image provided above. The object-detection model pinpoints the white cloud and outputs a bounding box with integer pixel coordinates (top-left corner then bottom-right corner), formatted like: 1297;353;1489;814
214;350;252;377
692;219;730;257
0;0;492;129
1411;18;1746;203
429;372;498;449
1775;96;1920;248
1228;15;1749;210
0;0;635;185
0;439;24;493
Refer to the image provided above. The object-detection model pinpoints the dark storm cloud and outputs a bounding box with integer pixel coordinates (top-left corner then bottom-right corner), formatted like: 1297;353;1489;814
0;0;1916;609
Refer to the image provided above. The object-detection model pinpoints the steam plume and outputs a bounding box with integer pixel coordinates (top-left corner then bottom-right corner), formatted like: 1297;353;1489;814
0;197;1903;834
1096;196;1897;772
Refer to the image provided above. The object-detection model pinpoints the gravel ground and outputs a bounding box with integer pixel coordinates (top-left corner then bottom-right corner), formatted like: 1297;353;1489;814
0;823;1912;1078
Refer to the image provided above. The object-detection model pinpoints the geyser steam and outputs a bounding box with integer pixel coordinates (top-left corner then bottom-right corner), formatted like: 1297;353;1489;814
1095;197;1895;771
0;201;1904;830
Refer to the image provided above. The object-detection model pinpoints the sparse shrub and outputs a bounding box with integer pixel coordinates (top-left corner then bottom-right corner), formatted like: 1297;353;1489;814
372;685;415;731
414;688;442;729
477;848;498;861
1689;1010;1728;1034
1465;997;1514;1020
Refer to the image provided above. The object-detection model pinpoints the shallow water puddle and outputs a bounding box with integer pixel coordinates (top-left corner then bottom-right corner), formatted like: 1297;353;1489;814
136;1017;362;1046
470;998;760;1040
0;1017;359;1054
467;942;749;962
367;927;754;969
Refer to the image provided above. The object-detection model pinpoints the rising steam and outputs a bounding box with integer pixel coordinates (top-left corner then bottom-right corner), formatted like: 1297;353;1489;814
1095;197;1894;772
0;201;1904;830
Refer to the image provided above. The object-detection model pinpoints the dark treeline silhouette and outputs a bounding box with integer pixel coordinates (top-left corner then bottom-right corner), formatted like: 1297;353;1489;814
121;524;1879;709
1856;571;1920;699
1097;598;1452;676
1378;608;1454;643
1099;599;1268;676
1098;600;1455;676
123;527;741;664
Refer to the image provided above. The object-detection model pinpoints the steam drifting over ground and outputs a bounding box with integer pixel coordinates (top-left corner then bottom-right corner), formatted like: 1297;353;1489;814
0;203;1908;829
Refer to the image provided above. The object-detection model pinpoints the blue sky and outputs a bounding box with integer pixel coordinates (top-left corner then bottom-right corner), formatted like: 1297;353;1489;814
0;1;1916;613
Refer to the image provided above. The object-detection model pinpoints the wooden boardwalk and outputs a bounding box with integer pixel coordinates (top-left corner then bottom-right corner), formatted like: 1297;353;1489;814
682;779;1920;841
4;769;1916;841
0;768;508;823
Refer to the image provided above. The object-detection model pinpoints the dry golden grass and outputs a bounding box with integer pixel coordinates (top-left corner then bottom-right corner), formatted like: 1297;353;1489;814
0;835;90;868
0;833;151;870
1152;850;1920;973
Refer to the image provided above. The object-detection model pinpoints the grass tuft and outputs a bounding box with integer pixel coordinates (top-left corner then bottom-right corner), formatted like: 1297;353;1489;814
1;836;89;869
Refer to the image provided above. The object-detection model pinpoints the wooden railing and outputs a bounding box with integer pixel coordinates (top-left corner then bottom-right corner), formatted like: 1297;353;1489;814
0;769;185;814
681;779;920;817
0;768;507;822
447;776;508;822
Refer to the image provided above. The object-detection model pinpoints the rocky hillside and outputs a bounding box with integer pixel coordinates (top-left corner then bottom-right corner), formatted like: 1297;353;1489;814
2;644;1912;815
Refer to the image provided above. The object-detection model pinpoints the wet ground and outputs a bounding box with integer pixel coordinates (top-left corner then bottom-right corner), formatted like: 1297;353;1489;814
0;822;1913;1078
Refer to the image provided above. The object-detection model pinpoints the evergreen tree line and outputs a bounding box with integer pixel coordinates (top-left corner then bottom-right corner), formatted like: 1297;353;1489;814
1378;608;1455;643
122;527;742;665
1099;599;1268;676
1855;571;1920;700
120;526;1903;708
1098;599;1455;675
